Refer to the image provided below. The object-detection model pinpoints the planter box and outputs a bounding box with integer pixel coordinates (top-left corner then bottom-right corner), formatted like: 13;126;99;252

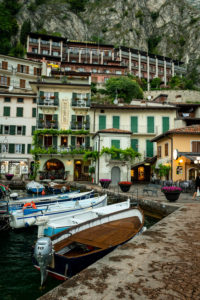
5;174;14;180
163;191;181;202
119;183;131;192
99;181;111;189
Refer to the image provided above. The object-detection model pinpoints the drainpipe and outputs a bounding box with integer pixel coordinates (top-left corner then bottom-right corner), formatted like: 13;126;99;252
98;134;100;183
170;136;173;181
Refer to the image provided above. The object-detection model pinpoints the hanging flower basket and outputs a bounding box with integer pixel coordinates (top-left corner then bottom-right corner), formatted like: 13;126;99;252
118;181;132;192
5;173;14;180
99;179;111;189
161;186;182;202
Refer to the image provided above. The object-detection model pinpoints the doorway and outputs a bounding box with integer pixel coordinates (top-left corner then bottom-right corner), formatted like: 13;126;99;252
111;166;121;185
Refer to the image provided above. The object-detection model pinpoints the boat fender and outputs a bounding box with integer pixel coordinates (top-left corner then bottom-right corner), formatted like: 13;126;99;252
23;201;37;210
25;217;36;227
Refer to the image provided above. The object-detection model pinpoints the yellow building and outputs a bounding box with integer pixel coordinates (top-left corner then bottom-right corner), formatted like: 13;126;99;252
151;124;200;182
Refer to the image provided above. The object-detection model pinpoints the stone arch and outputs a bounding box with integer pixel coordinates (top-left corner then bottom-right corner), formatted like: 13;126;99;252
43;159;65;179
111;166;121;186
188;167;197;181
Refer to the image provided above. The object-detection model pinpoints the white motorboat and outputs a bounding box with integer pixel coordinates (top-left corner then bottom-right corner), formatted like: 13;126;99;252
9;194;107;229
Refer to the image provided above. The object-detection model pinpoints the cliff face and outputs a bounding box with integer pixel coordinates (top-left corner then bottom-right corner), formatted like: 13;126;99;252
15;0;200;70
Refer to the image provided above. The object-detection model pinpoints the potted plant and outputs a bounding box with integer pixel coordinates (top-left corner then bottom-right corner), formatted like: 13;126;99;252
89;166;95;183
5;173;14;180
161;186;182;202
50;96;55;99
99;179;111;189
118;181;132;192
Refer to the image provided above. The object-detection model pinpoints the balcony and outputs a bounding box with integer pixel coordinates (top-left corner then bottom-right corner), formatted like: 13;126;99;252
70;121;90;130
71;98;90;108
38;97;59;107
38;121;58;129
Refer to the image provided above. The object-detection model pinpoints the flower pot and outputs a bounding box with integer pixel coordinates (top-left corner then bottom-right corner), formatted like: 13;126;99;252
119;182;131;192
5;174;14;180
163;191;181;202
100;180;111;189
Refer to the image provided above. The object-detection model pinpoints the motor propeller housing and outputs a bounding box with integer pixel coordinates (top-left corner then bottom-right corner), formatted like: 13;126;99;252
34;237;53;285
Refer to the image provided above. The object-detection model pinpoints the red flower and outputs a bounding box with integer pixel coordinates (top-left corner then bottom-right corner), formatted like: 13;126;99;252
119;181;132;185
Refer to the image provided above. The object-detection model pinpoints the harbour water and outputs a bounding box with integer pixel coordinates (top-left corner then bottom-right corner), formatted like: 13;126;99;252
0;192;158;300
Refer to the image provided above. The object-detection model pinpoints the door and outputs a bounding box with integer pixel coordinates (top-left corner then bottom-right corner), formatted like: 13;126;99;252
111;166;121;186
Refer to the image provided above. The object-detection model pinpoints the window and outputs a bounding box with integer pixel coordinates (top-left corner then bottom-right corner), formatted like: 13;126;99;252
44;92;54;100
53;51;60;56
111;140;120;159
17;126;22;135
41;40;49;45
4;97;11;102
2;61;8;70
20;79;26;88
30;38;38;43
52;41;60;47
116;71;122;75
33;98;36;104
157;146;161;158
99;115;106;130
78;68;85;72
32;108;36;117
61;136;68;147
65;67;71;71
192;141;200;152
147;116;154;133
0;75;9;86
162;117;169;133
15;144;22;153
131;116;138;133
92;69;97;73
131;139;138;151
17;98;23;103
2;143;8;153
4;125;9;134
165;143;168;156
32;48;38;53
16;107;23;117
42;50;49;55
3;106;10;116
146;140;153;157
112;116;120;129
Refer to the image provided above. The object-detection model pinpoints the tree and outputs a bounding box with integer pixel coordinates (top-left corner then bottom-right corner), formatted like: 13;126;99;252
9;43;25;58
20;20;31;45
150;77;162;89
105;76;143;103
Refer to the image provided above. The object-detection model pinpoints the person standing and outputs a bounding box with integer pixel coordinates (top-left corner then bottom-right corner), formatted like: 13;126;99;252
192;172;200;200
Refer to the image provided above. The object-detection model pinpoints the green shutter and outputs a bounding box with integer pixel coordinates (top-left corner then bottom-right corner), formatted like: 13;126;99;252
0;125;3;134
54;92;59;105
9;144;15;153
0;144;1;153
9;125;16;135
17;107;23;117
22;144;25;154
146;140;153;157
53;114;58;121
85;136;90;148
32;126;36;135
147;116;154;133
32;108;36;117
131;139;138;151
131;116;138;133
99;115;106;130
85;115;90;130
111;140;120;149
72;93;77;100
113;116;120;129
39;113;43;120
71;136;76;148
38;136;43;147
40;91;44;97
22;126;26;135
162;117;169;133
71;115;76;129
86;93;91;107
27;144;31;153
4;107;10;116
53;136;57;148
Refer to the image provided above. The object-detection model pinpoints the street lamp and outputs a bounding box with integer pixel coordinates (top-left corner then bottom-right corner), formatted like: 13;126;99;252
194;157;200;165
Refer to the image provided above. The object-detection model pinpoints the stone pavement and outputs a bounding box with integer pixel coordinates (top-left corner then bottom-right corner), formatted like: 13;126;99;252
38;183;200;300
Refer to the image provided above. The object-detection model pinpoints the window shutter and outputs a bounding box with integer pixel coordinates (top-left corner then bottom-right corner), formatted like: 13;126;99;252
20;79;25;88
85;115;90;130
85;136;90;148
192;141;200;152
157;146;161;158
17;64;20;72
71;115;76;129
38;136;43;147
111;140;120;149
9;125;16;135
17;107;23;117
54;92;59;105
26;66;29;74
34;67;37;75
72;93;77;106
27;144;31;153
7;77;10;86
165;143;168;156
99;115;106;130
147;117;154;133
71;136;76;147
131;139;138;151
22;144;25;154
32;108;36;117
9;144;15;153
2;61;8;70
53;136;57;148
86;93;91;106
0;144;1;153
146;140;153;157
22;126;26;135
53;114;58;121
32;126;36;135
4;106;10;116
131;116;138;133
39;113;43;120
162;117;169;133
0;125;2;134
113;116;120;129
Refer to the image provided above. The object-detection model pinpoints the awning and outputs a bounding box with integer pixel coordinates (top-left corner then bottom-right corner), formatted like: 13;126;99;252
178;152;200;163
132;156;157;168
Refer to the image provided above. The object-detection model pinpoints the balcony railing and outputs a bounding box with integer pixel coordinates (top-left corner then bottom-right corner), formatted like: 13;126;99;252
70;121;90;130
38;98;59;106
71;98;90;107
38;121;58;129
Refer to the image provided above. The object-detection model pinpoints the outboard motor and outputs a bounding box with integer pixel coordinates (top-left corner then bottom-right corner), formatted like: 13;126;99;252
34;237;53;286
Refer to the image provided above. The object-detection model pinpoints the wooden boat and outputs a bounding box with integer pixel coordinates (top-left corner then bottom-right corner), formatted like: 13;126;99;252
33;206;144;285
47;182;70;194
9;194;107;229
36;199;131;237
